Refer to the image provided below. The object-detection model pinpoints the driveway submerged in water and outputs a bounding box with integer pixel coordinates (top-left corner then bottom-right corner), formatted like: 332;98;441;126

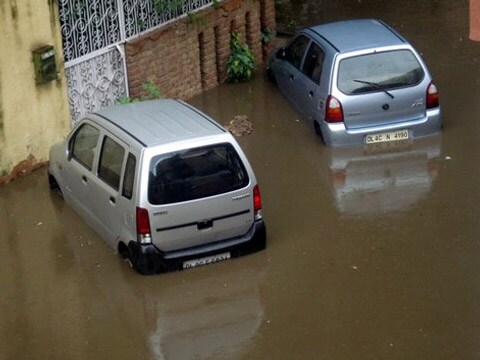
1;1;480;358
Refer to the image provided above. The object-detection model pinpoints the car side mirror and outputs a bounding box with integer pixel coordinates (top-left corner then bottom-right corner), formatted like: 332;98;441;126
276;48;286;59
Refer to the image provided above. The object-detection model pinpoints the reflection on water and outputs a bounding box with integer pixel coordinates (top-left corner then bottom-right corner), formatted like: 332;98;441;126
320;135;442;215
137;263;266;360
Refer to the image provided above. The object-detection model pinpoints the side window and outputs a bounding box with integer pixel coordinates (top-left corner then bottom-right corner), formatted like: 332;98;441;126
122;153;136;199
284;35;310;69
70;123;100;170
98;136;125;191
302;43;325;83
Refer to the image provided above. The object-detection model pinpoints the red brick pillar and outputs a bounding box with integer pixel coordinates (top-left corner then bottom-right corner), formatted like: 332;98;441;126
215;21;231;83
246;8;263;64
199;29;219;91
234;15;247;44
470;0;480;41
259;0;276;61
260;0;276;32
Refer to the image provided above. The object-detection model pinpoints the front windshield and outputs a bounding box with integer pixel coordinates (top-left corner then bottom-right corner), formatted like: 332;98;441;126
338;50;425;95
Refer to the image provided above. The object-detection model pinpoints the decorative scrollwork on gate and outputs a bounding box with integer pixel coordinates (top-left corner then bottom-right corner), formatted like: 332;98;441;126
59;0;122;62
65;48;127;123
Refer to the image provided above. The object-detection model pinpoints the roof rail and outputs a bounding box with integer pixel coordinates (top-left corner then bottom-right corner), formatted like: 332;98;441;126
309;28;340;52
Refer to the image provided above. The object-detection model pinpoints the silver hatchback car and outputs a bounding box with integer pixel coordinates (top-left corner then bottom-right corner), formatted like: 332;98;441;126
267;19;442;146
48;100;266;275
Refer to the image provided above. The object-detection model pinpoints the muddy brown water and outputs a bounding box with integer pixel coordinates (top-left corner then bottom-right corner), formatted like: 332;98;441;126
1;1;480;359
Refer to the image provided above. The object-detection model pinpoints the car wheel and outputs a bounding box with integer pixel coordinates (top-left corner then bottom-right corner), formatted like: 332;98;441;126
127;242;155;275
313;121;326;144
48;173;63;197
118;242;133;268
266;67;276;84
131;254;153;275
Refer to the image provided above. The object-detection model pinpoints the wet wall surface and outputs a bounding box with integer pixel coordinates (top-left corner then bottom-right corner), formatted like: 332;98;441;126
1;1;480;359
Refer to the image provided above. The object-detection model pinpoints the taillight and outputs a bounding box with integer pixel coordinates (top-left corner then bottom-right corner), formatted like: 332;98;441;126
136;207;152;244
253;185;263;221
325;95;344;123
426;82;439;109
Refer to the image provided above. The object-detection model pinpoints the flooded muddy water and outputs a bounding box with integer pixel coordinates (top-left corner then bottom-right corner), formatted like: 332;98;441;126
1;1;480;359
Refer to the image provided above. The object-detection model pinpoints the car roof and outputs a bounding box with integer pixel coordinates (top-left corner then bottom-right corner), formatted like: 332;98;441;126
306;19;406;53
92;99;225;147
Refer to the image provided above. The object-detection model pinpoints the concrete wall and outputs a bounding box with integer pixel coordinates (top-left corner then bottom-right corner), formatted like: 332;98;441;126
126;0;276;99
0;0;70;184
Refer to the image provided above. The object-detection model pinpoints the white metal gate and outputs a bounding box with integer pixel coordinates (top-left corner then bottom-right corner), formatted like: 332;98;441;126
59;0;217;123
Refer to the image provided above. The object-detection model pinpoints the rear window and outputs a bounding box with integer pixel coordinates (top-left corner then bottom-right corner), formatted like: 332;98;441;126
337;50;424;95
148;143;249;205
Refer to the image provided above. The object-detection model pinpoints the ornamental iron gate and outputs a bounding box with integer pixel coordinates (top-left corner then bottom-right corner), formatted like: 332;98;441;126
59;0;216;122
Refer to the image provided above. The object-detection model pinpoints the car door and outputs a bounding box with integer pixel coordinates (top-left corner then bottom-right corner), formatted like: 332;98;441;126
296;42;326;120
147;143;255;252
62;121;101;224
275;34;311;107
117;152;138;245
88;132;132;248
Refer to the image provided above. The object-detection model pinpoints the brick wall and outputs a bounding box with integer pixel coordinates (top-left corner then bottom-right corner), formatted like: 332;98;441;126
125;0;275;100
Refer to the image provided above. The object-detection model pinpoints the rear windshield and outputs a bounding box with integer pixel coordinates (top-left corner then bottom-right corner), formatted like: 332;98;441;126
148;143;249;205
338;50;424;95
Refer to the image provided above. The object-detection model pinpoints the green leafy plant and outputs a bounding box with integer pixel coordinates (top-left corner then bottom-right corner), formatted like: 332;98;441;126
187;12;208;27
261;27;274;45
275;1;298;34
74;0;86;14
135;18;145;28
117;97;136;105
142;78;162;99
153;0;183;14
117;78;162;104
226;32;256;83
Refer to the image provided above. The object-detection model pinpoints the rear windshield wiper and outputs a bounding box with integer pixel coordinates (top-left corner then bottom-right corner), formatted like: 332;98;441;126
353;79;394;99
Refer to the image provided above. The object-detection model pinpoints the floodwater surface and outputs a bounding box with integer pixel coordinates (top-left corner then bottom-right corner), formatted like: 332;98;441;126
1;1;480;359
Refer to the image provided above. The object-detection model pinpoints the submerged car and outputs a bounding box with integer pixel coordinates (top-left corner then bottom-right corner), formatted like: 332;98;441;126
48;100;266;275
267;19;441;146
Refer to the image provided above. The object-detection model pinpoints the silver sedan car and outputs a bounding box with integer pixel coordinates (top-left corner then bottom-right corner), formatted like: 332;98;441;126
267;19;442;146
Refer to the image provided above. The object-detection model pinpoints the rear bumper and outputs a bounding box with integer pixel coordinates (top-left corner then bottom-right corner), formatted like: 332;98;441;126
128;221;266;275
320;107;442;147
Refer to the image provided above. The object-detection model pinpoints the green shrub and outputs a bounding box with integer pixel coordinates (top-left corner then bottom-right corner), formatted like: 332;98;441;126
187;12;208;27
226;32;256;83
117;78;162;104
261;27;274;45
153;0;183;14
275;1;298;33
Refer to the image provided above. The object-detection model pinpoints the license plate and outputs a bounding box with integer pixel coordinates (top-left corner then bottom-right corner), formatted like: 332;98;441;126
183;252;231;269
365;129;409;144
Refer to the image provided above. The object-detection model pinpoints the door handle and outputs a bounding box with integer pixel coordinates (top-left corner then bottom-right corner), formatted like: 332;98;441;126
289;74;295;82
109;196;116;204
309;91;314;98
81;175;88;183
